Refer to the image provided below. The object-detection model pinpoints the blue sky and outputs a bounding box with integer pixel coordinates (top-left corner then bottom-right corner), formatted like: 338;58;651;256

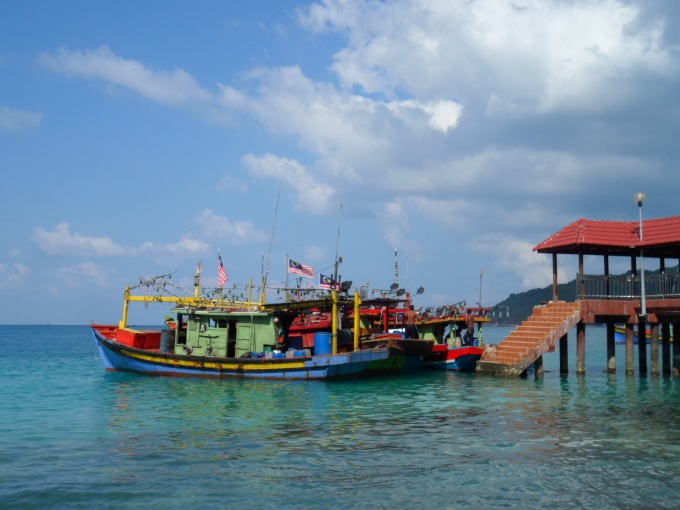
2;0;679;325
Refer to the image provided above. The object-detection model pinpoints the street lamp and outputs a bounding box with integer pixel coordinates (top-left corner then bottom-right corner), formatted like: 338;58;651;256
634;192;647;317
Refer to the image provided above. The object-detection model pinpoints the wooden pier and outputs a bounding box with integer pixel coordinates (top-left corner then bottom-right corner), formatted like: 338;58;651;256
477;216;680;377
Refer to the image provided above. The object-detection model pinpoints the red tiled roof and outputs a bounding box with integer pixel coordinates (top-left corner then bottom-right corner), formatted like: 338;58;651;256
534;216;680;257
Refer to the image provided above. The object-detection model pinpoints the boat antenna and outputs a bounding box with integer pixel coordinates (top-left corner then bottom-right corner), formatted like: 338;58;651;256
334;203;343;283
262;181;281;301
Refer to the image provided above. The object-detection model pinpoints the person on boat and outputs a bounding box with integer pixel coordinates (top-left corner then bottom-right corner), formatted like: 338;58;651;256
463;315;475;346
404;305;419;339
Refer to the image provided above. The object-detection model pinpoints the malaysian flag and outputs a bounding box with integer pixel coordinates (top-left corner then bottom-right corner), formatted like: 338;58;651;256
218;250;228;287
288;258;314;278
319;274;337;289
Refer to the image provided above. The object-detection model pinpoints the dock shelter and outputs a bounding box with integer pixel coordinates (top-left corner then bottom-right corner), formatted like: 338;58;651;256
476;216;680;377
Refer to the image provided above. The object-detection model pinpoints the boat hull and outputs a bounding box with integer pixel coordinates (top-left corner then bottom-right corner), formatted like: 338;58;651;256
361;336;434;372
92;327;389;380
613;325;674;344
422;344;484;372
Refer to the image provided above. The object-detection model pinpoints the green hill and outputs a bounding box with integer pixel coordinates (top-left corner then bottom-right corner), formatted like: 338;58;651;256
489;265;679;325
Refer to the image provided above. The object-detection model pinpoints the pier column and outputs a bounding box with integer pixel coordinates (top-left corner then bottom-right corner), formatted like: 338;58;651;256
606;323;616;373
625;323;635;375
662;322;671;375
576;322;586;375
650;322;660;376
638;318;648;376
559;333;569;374
673;319;680;377
534;355;544;378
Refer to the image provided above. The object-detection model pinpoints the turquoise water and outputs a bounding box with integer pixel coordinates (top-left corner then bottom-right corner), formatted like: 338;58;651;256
2;325;680;509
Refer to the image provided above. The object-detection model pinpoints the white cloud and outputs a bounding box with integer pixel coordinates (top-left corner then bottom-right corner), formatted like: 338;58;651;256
298;0;676;114
194;208;268;245
34;223;128;256
242;153;336;215
57;262;109;287
140;236;209;255
473;234;573;290
38;46;211;105
0;106;43;132
0;262;30;288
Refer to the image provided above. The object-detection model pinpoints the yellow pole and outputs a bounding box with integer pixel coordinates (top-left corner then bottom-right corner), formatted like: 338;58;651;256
353;291;361;351
260;274;267;305
119;286;131;328
332;289;338;354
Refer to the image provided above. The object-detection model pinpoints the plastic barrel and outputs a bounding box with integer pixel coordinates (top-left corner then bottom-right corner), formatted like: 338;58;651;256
314;332;333;355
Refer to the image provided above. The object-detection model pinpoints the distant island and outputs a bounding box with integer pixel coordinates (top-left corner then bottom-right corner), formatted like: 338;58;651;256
488;265;679;326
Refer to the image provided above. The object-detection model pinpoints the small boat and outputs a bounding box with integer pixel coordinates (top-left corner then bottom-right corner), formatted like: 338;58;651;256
91;271;389;380
418;303;492;372
614;324;674;344
421;344;485;371
287;297;434;372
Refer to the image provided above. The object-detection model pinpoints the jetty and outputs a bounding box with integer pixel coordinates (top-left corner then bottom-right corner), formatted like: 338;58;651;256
477;213;680;377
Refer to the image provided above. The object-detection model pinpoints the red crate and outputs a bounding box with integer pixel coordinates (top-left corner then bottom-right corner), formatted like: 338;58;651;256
116;328;145;349
142;331;161;350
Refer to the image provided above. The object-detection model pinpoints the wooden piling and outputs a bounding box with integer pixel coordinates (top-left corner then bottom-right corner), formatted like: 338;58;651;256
606;323;616;373
626;323;635;375
576;322;586;375
559;333;568;374
650;322;660;376
638;319;647;375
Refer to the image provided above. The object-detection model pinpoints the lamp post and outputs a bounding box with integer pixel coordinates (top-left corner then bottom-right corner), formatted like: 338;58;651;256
634;192;647;317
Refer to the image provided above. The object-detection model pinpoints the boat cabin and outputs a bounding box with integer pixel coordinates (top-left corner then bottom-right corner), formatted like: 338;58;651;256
168;307;298;358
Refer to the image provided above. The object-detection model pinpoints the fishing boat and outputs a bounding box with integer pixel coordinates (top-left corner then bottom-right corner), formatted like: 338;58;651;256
287;294;435;371
91;271;389;380
417;303;493;372
613;324;674;344
422;344;486;371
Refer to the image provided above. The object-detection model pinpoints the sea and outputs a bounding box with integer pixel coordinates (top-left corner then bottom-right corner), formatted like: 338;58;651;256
2;325;680;509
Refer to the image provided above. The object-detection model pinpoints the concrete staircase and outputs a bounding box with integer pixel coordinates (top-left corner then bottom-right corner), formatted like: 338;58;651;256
477;301;582;377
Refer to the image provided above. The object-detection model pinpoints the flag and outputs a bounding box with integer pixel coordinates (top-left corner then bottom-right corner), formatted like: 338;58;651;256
218;250;228;287
197;262;202;275
319;274;337;289
288;258;314;278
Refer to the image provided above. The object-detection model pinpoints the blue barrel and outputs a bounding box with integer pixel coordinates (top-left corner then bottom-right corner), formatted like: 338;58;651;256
314;332;333;355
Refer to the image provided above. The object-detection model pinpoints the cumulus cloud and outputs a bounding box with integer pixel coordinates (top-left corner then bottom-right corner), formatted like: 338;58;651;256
140;236;209;256
57;262;109;287
0;106;43;132
38;46;211;105
242;153;336;215
34;223;128;256
0;262;30;288
194;209;268;244
34;2;680;300
473;234;572;290
298;0;676;115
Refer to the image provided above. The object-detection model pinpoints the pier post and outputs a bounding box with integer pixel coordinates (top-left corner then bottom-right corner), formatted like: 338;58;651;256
625;323;635;375
534;356;544;378
559;333;568;374
606;323;616;373
673;320;680;377
638;318;648;376
650;322;660;376
662;322;671;375
576;322;586;375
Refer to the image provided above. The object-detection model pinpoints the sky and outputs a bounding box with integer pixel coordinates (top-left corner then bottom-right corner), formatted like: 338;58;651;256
1;0;679;325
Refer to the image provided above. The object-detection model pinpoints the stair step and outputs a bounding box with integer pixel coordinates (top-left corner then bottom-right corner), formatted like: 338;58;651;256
481;301;581;376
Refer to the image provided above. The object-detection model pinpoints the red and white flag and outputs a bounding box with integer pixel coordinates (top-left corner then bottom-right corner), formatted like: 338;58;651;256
218;250;228;287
